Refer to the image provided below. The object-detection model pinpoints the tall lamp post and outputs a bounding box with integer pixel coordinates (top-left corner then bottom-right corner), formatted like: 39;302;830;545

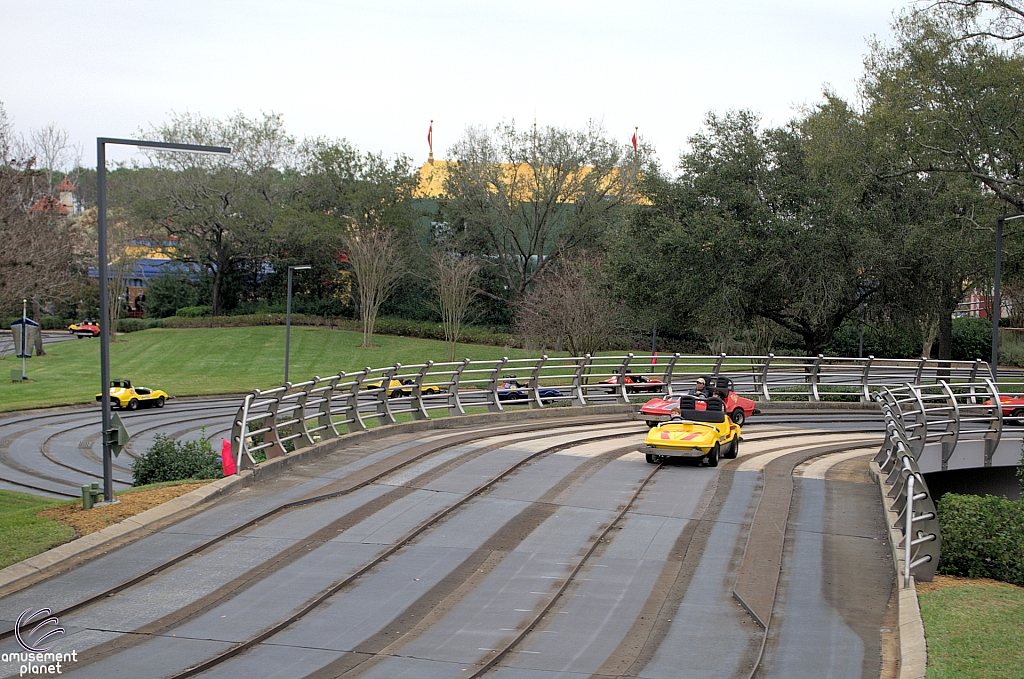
991;214;1024;380
284;265;311;385
97;138;230;502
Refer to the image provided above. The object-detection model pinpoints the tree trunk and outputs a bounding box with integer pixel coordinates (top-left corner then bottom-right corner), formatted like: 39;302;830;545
937;299;954;361
212;267;223;317
31;297;45;356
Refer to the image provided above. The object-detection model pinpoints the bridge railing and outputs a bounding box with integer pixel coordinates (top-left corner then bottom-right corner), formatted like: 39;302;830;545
229;353;990;469
874;389;943;585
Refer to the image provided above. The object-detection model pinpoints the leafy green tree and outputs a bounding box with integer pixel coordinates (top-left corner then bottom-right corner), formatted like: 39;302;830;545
862;7;1017;357
439;121;647;305
125;111;295;316
612;104;892;355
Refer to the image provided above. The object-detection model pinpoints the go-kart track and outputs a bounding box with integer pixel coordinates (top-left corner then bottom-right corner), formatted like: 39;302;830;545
0;401;895;679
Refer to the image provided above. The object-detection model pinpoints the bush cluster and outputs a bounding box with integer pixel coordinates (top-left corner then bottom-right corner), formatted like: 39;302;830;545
936;493;1024;587
132;432;223;486
175;305;213;318
116;318;165;333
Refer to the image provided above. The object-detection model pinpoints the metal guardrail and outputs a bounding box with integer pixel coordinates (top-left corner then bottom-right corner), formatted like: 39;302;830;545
229;352;991;470
874;389;943;585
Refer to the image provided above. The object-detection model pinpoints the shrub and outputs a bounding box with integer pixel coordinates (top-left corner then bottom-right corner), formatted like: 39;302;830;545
40;316;67;330
132;431;222;486
175;305;213;318
951;317;991;361
116;318;165;333
936;493;1024;587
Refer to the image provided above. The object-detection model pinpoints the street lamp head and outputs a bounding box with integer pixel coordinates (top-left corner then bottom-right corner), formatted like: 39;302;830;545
99;137;231;156
289;265;312;271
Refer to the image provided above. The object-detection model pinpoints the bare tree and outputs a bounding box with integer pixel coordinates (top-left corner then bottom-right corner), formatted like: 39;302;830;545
515;254;626;356
28;123;82;188
928;0;1024;41
344;227;403;347
0;103;81;348
431;250;479;361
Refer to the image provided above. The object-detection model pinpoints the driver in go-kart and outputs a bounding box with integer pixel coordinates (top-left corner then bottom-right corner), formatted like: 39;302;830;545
691;378;710;398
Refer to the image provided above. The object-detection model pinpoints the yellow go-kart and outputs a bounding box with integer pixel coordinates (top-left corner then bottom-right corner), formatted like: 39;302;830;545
643;396;740;467
95;379;168;410
365;378;441;398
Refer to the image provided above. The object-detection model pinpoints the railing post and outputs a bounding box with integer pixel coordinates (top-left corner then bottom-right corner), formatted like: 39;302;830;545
760;353;774;401
487;358;508;413
529;356;548;409
411;361;433;420
262;394;287;460
809;354;824;402
904;473;915;588
712;353;726;378
861;355;874;403
969;359;984;404
375;364;400;425
906;384;928;460
231;391;256;473
292;383;315;450
982;376;1003;466
448;359;470;416
938;380;960;471
915;357;927;386
615;354;634;405
571;354;590;407
347;368;371;431
316;374;342;440
662;352;681;396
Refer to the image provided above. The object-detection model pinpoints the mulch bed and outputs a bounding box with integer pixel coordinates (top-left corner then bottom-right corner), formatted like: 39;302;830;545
38;483;211;537
916;574;1024;594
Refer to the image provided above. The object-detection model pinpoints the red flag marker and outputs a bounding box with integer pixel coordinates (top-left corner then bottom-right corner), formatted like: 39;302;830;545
221;438;237;476
632;127;638;152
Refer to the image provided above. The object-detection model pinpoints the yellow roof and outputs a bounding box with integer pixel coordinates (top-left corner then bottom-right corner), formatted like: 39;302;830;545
413;161;647;204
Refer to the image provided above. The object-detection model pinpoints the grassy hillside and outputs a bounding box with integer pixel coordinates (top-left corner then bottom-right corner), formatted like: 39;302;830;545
0;327;543;412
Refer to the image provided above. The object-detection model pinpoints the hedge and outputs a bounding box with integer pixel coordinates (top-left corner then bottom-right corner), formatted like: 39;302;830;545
936;493;1024;587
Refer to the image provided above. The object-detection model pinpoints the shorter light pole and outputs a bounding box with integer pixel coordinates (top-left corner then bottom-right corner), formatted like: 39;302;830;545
991;213;1024;380
284;265;311;384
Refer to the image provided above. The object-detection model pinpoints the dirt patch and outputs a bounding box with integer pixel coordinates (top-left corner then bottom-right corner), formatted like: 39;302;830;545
916;574;1024;594
38;483;211;537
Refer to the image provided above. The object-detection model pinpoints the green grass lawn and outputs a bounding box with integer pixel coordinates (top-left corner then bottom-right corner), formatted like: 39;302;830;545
0;490;75;568
0;327;553;413
920;582;1024;679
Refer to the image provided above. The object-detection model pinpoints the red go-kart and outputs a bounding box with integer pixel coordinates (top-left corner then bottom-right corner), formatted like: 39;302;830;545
600;373;665;394
985;394;1024;424
639;376;759;426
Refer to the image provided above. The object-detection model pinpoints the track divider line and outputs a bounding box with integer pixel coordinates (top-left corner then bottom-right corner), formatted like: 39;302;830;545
0;417;636;641
466;456;662;678
168;429;645;679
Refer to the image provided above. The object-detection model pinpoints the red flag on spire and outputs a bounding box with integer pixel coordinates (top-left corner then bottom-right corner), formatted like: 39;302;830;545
631;128;638;152
428;122;433;153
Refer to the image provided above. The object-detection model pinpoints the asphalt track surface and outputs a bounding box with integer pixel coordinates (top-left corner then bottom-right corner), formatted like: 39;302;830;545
0;397;241;498
0;405;894;679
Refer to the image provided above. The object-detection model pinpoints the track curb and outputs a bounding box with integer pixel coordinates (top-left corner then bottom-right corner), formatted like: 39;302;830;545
871;460;928;679
0;404;636;594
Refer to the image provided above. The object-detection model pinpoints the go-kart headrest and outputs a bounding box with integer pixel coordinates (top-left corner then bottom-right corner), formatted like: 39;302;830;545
673;395;727;423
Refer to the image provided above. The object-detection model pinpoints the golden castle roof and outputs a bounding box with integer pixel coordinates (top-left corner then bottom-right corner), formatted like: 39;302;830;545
413;160;647;204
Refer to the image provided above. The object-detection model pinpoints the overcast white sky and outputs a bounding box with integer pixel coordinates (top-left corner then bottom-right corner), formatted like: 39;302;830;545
1;0;914;169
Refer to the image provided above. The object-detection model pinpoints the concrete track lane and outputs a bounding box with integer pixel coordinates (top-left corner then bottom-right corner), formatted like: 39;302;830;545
0;415;893;679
